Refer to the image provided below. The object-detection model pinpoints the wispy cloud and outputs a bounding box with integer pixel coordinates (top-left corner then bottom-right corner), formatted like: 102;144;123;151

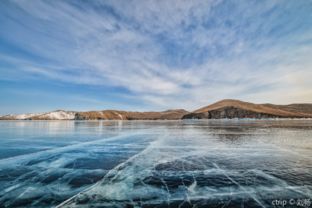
0;0;312;113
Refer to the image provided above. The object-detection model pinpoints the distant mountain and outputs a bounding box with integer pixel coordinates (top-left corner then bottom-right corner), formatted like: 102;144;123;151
182;99;312;119
0;109;189;120
74;109;189;120
1;100;312;120
0;110;76;120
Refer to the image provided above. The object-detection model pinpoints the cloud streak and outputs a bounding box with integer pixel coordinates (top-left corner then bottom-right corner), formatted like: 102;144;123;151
0;0;312;113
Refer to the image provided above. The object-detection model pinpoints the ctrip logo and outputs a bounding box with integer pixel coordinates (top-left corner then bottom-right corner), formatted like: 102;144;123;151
272;199;311;207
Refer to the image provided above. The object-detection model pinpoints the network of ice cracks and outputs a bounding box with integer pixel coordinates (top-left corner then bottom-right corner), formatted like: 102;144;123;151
58;128;312;208
0;122;311;208
0;131;154;207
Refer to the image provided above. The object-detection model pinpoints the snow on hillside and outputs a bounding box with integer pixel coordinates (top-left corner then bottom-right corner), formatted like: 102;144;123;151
37;110;75;120
15;113;41;119
0;110;76;120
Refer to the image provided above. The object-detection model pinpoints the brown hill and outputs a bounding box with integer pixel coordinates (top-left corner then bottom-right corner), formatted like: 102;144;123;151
263;103;312;115
1;100;312;120
0;109;189;120
75;109;189;120
183;99;312;119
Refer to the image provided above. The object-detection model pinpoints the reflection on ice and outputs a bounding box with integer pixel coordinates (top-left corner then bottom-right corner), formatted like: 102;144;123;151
0;120;311;207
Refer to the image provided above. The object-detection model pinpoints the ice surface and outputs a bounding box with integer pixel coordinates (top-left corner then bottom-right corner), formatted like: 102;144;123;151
0;120;311;207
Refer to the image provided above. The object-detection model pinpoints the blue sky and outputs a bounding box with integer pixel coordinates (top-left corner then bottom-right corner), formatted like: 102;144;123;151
0;0;312;114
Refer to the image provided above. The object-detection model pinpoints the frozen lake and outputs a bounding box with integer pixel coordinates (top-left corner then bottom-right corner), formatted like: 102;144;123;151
0;120;311;207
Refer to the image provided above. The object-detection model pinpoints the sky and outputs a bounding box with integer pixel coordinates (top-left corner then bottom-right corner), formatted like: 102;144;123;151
0;0;312;114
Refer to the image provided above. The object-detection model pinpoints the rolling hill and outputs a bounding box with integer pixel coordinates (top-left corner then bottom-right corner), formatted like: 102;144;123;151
182;99;312;119
0;109;189;120
1;100;312;120
74;109;189;120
